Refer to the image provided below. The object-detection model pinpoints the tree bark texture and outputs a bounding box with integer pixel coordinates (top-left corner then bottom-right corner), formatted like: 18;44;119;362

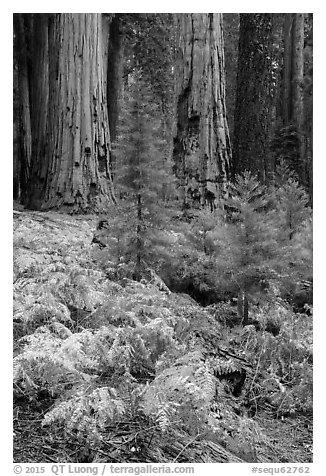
13;14;32;201
292;14;305;180
282;14;306;182
237;289;249;326
282;14;293;125
233;14;273;182
107;15;124;143
283;14;305;128
173;13;231;211
26;14;116;212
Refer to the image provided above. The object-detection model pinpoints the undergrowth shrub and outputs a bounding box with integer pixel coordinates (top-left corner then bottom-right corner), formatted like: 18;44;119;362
222;303;313;416
14;279;266;452
43;385;127;444
13;206;313;462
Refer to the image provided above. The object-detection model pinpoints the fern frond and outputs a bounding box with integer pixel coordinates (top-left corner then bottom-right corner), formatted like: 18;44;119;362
152;401;179;433
214;357;241;376
193;364;216;401
43;385;126;442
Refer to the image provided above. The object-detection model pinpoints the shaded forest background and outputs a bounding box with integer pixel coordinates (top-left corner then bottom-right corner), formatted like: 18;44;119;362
13;13;313;211
13;13;313;464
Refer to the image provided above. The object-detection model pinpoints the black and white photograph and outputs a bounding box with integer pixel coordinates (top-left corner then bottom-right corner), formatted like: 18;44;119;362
12;10;313;467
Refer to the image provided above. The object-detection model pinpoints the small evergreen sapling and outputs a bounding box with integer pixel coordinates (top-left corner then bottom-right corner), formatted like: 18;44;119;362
110;72;175;280
212;172;279;324
269;162;311;242
268;166;312;309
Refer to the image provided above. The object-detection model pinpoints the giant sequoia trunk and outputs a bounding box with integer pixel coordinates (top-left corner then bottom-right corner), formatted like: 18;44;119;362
233;14;273;181
173;13;231;212
25;14;116;212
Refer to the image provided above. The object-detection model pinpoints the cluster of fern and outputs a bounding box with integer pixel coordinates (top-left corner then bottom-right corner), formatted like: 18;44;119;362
14;217;259;454
13;165;312;460
14;296;250;449
216;301;313;417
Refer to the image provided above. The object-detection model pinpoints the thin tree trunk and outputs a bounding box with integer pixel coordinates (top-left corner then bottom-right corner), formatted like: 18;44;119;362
26;14;116;212
134;76;144;281
134;193;143;281
237;289;249;326
173;13;231;212
28;14;50;209
281;14;306;184
107;15;123;144
13;14;32;201
292;14;305;180
282;14;293;125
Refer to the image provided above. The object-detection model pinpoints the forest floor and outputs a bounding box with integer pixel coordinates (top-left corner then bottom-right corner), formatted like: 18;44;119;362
13;205;313;464
13;399;312;463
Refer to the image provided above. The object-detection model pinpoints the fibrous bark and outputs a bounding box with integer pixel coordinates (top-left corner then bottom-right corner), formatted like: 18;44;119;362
13;14;32;201
292;14;305;176
107;15;123;143
173;13;231;211
282;14;305;129
233;14;273;181
282;14;305;180
26;14;116;212
282;14;293;124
